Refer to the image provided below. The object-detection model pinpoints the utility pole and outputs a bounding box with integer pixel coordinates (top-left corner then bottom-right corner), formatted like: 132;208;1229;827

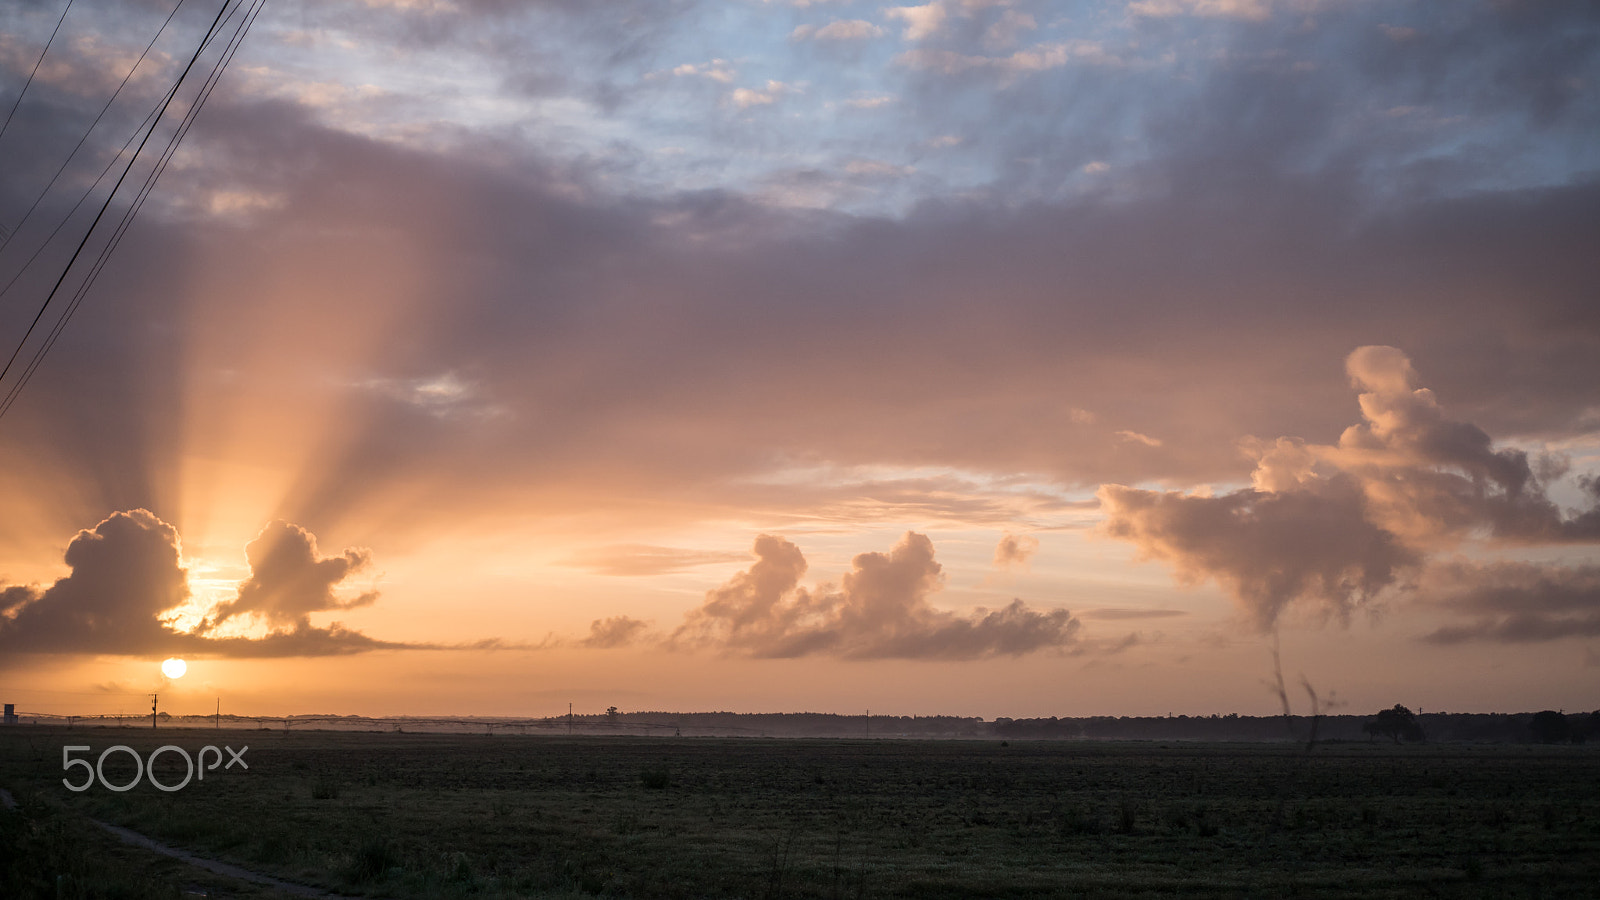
865;709;869;740
150;693;159;729
216;697;220;730
568;702;573;735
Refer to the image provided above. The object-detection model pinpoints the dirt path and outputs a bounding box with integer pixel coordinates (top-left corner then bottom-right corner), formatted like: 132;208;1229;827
3;787;338;898
91;819;345;898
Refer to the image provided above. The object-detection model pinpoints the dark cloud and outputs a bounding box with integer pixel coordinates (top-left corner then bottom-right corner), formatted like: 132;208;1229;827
993;532;1039;569
5;78;1599;543
0;510;190;655
203;520;376;630
1099;477;1416;632
1100;347;1600;632
673;532;1079;659
0;510;408;659
1;2;1596;604
1419;560;1600;644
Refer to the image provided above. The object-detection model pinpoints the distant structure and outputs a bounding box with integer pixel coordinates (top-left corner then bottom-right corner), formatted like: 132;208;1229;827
3;703;15;725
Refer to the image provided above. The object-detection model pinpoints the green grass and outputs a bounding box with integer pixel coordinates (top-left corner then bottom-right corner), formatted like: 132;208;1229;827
3;727;1597;898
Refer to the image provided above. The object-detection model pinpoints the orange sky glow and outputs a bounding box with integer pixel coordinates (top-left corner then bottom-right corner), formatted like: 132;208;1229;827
1;0;1597;721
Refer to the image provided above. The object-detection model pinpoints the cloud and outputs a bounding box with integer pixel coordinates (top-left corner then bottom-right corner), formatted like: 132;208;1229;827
983;9;1036;51
1076;607;1188;620
0;510;412;659
792;20;884;41
204;520;377;631
672;532;1079;659
842;158;915;178
895;43;1075;77
1127;0;1278;21
844;93;896;109
4;3;1599;606
1099;477;1415;631
730;80;797;108
1099;347;1600;632
667;59;736;83
1313;346;1600;546
1418;560;1600;644
581;615;650;648
993;532;1039;569
886;3;949;41
558;544;753;576
1116;430;1163;447
0;510;192;655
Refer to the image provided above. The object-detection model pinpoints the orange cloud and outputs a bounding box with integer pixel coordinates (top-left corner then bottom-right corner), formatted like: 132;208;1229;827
1;511;412;660
1100;347;1600;633
673;532;1079;659
993;532;1039;569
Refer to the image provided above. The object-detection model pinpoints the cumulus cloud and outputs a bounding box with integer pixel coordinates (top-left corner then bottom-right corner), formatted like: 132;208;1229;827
1321;346;1600;545
792;20;884;41
0;510;192;655
1418;560;1600;644
1099;477;1415;631
582;615;650;648
993;532;1039;569
0;510;415;659
886;3;949;41
672;532;1079;659
730;80;797;108
204;520;377;630
1099;347;1600;632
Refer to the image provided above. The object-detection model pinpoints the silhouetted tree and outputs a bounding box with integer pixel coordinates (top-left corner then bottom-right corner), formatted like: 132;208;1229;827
1529;710;1571;744
1366;704;1425;743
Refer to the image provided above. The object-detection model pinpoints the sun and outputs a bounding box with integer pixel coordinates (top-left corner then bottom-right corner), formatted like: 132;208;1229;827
161;658;188;679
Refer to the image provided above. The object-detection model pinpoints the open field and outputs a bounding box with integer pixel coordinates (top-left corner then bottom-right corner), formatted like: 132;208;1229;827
2;727;1597;898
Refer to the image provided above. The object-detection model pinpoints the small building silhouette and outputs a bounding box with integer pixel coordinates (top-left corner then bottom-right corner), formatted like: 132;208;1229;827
3;703;16;725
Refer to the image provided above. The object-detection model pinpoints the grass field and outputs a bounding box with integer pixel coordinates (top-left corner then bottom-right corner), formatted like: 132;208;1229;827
2;727;1597;898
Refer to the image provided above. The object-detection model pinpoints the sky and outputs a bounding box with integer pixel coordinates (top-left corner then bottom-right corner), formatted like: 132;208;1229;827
0;0;1596;720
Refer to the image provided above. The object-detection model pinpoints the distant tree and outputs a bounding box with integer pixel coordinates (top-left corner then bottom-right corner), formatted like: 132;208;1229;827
606;706;619;722
1366;705;1425;744
1528;710;1571;744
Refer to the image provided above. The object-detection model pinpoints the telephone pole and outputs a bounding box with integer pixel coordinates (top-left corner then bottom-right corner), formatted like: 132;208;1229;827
150;693;159;729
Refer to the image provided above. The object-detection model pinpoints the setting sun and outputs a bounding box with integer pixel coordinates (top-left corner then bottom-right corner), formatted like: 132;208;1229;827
160;658;187;679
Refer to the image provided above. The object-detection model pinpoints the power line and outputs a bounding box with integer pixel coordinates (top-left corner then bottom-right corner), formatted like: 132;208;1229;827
0;86;170;308
0;0;267;421
0;0;261;421
0;0;220;309
0;0;189;257
0;0;230;392
0;0;77;147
